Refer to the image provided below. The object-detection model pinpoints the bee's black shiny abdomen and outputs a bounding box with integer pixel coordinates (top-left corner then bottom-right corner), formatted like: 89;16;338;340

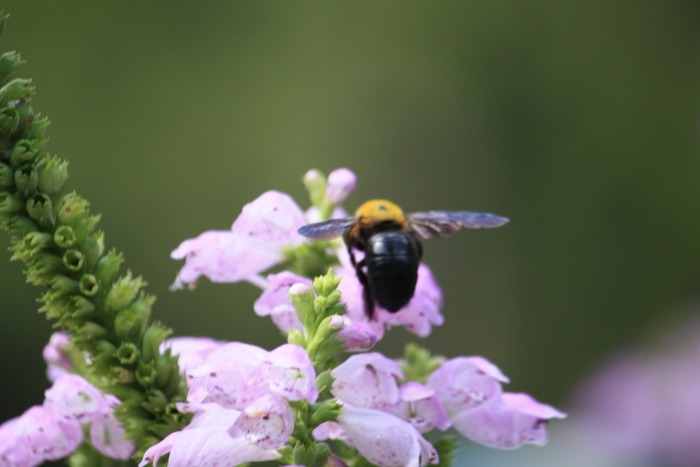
365;231;422;312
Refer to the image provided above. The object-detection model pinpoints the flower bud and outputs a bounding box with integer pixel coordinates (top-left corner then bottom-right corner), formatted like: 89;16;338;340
292;442;317;466
0;162;13;186
0;106;19;135
62;249;84;272
104;274;145;312
0;78;34;101
289;282;315;328
80;232;104;270
78;322;108;339
326;168;357;205
79;273;99;297
94;250;124;287
114;301;151;342
37;156;69;195
110;366;135;384
48;274;79;296
303;168;327;205
69;295;95;318
0;191;22;213
26;193;55;226
14;165;38;196
53;225;76;249
6;214;38;237
136;361;156;387
141;323;171;363
10;138;38;165
117;342;139;365
0;51;22;85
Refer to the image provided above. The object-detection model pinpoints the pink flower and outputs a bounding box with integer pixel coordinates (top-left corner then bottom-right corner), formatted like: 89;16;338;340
452;392;566;449
89;408;135;460
331;353;403;409
42;332;72;382
336;319;380;352
171;191;307;289
0;405;83;466
262;344;318;403
161;336;223;373
326;168;357;205
253;272;308;333
44;374;110;423
427;356;509;416
140;404;280;467
336;406;438;467
383;382;451;433
228;394;295;449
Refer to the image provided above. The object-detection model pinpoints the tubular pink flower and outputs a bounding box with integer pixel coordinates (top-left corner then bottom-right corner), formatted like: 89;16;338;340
161;336;223;373
262;344;318;403
171;191;307;289
229;394;295;450
44;374;110;423
331;353;403;408
383;382;451;433
89;410;135;460
337;320;380;352
326;168;357;205
253;272;309;333
139;404;280;467
427;356;509;416
42;332;72;382
452;392;566;449
337;406;438;467
0;405;83;465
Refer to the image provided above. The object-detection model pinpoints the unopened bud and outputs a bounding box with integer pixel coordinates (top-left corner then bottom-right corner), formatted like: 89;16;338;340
326;168;357;205
14;165;38;196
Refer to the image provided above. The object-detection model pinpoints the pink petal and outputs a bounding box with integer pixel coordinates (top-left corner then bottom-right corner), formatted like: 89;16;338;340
263;344;318;403
326;168;357;204
161;337;222;373
90;412;134;460
230;190;307;246
44;374;108;423
229;394;295;450
253;272;309;333
331;353;403;409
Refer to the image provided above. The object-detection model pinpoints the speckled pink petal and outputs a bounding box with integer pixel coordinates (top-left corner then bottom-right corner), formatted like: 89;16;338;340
229;394;295;450
90;411;134;460
263;344;318;403
231;190;307;246
331;353;403;408
452;392;566;449
44;374;109;423
253;272;309;333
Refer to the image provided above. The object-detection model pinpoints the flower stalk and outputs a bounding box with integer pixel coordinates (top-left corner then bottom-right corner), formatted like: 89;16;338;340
0;12;188;459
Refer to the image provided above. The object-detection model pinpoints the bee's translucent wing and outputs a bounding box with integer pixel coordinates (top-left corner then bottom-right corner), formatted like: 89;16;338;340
297;218;356;240
408;211;509;239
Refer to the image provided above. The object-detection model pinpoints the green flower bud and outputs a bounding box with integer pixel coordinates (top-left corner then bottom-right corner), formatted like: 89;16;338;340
293;442;317;466
104;273;145;312
78;273;99;297
18;231;52;255
313;296;328;316
287;328;306;347
31;251;63;276
114;300;151;342
48;274;79;296
24;116;48;141
315;443;331;464
0;162;13;186
145;389;167;414
6;215;38;237
0;51;22;86
53;225;76;249
78;322;108;340
80;231;104;270
0;191;22;213
110;366;135;384
303;169;327;208
289;282;315;330
10;138;38;165
69;295;96;318
154;354;174;389
117;342;139;365
312;269;341;297
0;78;34;102
36;155;68;195
26;193;55;226
315;371;334;394
136;361;156;387
141;322;171;363
14;165;38;196
310;400;342;426
14;101;34;134
0;106;19;135
94;250;123;287
62;249;84;272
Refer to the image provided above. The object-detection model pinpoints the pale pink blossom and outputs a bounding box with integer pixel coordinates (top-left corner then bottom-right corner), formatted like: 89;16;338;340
326;168;357;205
383;382;451;433
253;272;308;333
171;191;307;289
44;374;109;423
161;336;223;373
262;344;318;403
42;332;72;382
331;353;403;408
452;392;566;449
229;394;295;449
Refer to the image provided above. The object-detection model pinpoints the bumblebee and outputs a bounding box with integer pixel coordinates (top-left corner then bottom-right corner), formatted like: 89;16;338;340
298;199;508;318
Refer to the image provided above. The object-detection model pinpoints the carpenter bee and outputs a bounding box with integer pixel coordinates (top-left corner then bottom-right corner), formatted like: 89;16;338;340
297;199;508;319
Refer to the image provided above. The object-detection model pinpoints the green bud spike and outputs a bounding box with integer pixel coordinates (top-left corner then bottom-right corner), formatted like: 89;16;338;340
53;225;76;248
36;155;69;194
0;162;13;186
110;366;135;385
0;191;22;213
0;106;19;135
312;269;341;297
0;52;22;85
14;165;38;196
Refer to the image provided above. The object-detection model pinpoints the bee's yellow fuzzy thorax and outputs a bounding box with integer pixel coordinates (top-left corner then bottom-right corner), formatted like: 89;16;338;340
355;199;406;226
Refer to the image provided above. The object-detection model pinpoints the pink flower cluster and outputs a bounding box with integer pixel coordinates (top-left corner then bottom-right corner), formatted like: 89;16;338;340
141;339;317;466
1;334;133;465
171;168;444;346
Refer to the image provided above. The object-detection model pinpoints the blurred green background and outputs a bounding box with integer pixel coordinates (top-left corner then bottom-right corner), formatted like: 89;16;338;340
1;0;699;462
